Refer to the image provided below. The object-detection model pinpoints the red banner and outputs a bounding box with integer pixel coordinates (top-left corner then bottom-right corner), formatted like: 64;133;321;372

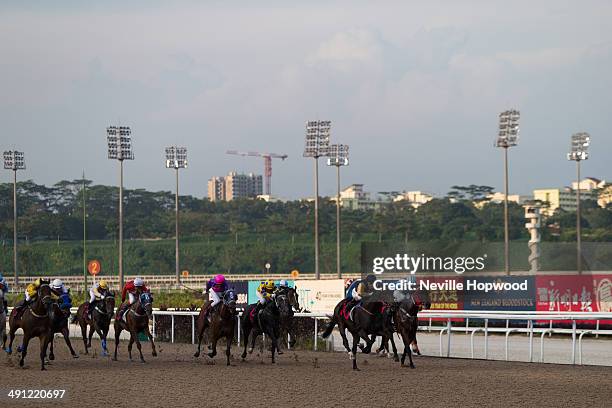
535;275;612;323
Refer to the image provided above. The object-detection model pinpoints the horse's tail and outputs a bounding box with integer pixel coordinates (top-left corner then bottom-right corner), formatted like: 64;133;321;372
320;314;337;339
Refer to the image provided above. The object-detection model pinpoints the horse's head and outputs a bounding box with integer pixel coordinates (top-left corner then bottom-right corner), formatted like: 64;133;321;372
274;293;291;317
139;292;153;319
286;288;300;311
221;289;237;316
37;283;56;317
103;291;116;315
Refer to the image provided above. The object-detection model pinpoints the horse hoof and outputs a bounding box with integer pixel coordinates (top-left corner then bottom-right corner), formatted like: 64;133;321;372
49;355;55;361
277;350;283;355
72;354;79;359
248;348;253;354
207;353;214;359
410;365;415;369
111;357;117;361
353;367;360;371
194;352;200;358
41;367;46;371
19;360;24;367
6;348;12;354
152;351;157;357
140;359;146;364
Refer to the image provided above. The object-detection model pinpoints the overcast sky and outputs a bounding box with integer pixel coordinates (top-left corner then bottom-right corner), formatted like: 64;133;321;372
1;1;611;199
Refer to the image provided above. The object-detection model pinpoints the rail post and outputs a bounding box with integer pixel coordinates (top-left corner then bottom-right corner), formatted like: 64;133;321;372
484;318;489;359
314;317;318;351
191;315;195;345
171;314;175;344
540;329;553;362
237;314;241;345
152;313;156;338
505;329;518;361
446;318;452;357
528;319;534;363
571;319;576;364
578;330;592;365
470;328;484;359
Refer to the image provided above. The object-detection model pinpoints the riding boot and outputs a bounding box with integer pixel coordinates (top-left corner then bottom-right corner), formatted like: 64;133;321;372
117;303;129;320
87;301;95;319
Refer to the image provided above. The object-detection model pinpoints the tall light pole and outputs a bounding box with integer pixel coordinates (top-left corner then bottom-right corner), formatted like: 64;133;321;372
303;120;331;280
495;109;520;275
3;150;25;285
165;146;187;285
82;171;87;289
327;144;349;279
567;132;590;275
107;126;134;288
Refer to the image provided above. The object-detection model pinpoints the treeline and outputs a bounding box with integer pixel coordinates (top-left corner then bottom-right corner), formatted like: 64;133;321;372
1;180;612;243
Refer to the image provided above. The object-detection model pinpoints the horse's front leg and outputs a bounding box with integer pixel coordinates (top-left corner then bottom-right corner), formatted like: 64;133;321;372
144;323;157;357
207;332;218;359
241;322;251;360
80;322;89;354
133;329;145;363
112;322;121;361
19;334;31;367
62;326;79;358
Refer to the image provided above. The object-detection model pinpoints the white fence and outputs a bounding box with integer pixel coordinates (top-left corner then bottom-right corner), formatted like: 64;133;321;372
150;309;612;366
5;308;612;365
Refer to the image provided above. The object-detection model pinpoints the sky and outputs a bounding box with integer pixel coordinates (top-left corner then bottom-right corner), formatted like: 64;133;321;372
1;1;611;199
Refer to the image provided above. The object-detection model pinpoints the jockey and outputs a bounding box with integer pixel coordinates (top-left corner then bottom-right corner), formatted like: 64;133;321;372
50;278;69;296
204;274;228;309
254;280;276;314
117;277;149;319
0;273;9;311
345;274;377;305
88;280;110;319
14;277;45;312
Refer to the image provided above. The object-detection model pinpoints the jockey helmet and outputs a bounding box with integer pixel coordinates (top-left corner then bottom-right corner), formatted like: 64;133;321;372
134;277;144;287
279;279;288;287
99;280;109;289
51;279;64;289
264;280;275;291
214;274;226;284
365;274;377;284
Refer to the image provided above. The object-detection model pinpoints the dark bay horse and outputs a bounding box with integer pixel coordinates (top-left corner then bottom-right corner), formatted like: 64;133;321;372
113;292;157;363
394;300;420;368
276;287;300;349
73;292;115;356
6;283;55;370
240;299;280;363
321;298;391;370
194;289;237;365
48;293;78;360
0;289;6;350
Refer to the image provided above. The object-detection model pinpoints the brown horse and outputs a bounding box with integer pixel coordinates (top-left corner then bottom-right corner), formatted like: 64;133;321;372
394;300;420;368
194;289;237;365
113;292;157;362
72;292;115;356
6;283;55;370
0;291;6;350
48;293;79;360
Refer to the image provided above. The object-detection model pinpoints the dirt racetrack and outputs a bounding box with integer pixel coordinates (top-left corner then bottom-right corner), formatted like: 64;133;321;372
1;336;611;408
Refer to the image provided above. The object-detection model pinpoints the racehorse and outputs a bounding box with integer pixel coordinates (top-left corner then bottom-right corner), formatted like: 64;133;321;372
73;292;115;356
240;299;281;363
48;293;79;360
112;292;157;363
394;299;420;368
6;283;55;370
194;289;237;365
321;298;392;370
0;287;6;350
276;287;299;349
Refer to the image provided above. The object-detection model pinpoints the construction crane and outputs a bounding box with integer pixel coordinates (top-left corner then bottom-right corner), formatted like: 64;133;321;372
226;150;288;196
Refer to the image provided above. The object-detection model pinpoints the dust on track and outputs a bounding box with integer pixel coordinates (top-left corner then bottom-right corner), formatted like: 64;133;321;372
1;336;611;408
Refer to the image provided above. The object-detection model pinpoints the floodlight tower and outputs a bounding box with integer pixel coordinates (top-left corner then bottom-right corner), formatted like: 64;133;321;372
303;120;331;280
107;126;134;287
495;109;520;275
567;132;591;275
3;150;25;285
327;144;349;279
165;146;188;284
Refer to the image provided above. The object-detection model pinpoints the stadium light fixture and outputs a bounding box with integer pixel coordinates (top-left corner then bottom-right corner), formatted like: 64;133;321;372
567;132;591;274
495;109;520;275
107;125;134;287
304;120;331;279
3;150;25;285
327;144;349;278
165;146;188;285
